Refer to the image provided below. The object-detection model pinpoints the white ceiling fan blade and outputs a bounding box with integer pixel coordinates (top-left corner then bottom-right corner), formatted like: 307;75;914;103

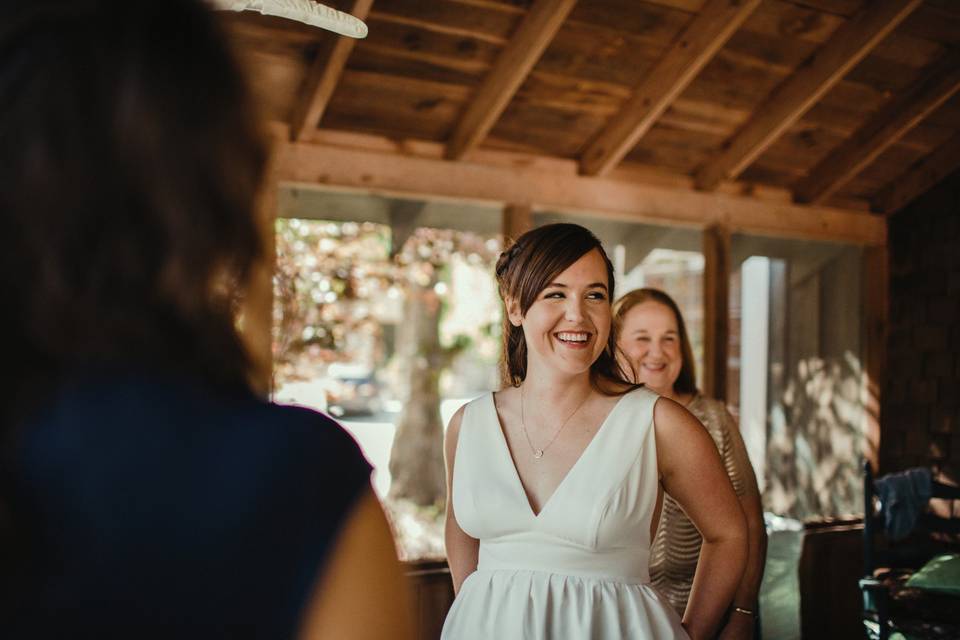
211;0;367;39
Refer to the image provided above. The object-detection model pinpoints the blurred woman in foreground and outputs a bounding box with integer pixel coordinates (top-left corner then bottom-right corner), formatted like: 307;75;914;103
0;1;411;637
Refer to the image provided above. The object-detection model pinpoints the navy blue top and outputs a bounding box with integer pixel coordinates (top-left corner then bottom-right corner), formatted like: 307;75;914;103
6;372;372;638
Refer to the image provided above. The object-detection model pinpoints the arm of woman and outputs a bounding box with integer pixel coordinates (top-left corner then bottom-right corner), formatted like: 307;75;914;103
655;398;747;640
297;486;415;640
444;406;480;594
718;410;767;640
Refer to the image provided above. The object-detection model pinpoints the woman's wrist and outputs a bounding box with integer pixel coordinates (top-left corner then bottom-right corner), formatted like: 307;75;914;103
731;605;757;619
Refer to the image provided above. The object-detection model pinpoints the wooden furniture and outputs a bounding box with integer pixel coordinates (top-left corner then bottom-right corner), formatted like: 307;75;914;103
860;461;960;640
799;518;865;640
405;560;455;640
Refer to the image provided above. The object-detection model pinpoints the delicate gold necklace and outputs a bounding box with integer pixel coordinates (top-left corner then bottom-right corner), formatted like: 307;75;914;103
520;385;591;459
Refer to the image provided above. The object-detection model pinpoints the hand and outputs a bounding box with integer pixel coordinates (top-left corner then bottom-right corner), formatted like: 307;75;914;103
716;610;755;640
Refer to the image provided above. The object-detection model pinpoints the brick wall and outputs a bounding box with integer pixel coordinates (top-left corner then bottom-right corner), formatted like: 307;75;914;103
882;169;960;474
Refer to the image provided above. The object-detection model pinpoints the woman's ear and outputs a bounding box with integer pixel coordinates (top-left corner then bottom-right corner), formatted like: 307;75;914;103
506;297;523;327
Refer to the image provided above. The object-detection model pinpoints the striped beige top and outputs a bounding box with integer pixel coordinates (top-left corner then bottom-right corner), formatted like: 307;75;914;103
649;393;750;616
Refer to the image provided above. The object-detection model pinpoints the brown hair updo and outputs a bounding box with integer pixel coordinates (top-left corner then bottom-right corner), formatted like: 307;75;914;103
495;223;633;392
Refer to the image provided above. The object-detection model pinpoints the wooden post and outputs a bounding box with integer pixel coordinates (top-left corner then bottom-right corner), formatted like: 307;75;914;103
240;130;283;397
502;203;533;244
862;244;888;474
703;224;731;400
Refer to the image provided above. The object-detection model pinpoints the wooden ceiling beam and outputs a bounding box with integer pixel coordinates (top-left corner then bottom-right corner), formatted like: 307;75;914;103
444;0;576;160
289;0;374;142
694;0;922;191
795;52;960;204
579;0;761;177
872;131;960;215
278;141;886;246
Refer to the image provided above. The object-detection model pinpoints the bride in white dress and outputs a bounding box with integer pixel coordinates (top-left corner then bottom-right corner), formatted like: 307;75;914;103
441;223;747;639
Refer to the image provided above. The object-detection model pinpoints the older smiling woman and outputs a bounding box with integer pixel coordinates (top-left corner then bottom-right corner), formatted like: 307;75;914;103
614;288;767;640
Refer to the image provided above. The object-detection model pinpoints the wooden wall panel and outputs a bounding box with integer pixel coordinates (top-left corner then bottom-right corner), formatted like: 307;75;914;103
899;2;960;46
347;44;484;86
741;0;846;45
322;71;468;141
628;124;726;174
738;165;799;190
659;97;746;137
856;143;932;182
369;1;522;43
567;0;691;43
363;16;502;71
535;21;665;88
872;30;947;67
489;103;607;158
926;93;960;127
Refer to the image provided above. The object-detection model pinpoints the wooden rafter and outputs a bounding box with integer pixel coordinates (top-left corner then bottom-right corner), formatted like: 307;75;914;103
872;131;960;215
795;52;960;204
444;0;576;160
579;0;760;177
694;0;922;191
278;140;886;245
289;0;374;142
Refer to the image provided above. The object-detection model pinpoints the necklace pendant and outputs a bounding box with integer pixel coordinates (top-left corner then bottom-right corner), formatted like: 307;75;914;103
533;448;544;459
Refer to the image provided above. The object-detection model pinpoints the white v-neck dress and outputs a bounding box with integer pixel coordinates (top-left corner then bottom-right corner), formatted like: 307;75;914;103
441;387;689;639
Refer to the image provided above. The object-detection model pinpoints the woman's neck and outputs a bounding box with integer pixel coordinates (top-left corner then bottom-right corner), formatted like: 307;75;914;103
519;365;594;405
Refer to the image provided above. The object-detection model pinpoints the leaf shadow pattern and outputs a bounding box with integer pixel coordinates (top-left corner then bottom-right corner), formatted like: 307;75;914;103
766;351;865;520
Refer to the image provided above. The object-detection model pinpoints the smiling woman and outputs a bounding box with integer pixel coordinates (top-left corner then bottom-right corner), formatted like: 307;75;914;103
614;287;767;639
440;223;748;640
495;224;622;391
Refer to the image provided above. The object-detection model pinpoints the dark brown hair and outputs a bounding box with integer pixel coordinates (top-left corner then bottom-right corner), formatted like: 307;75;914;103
612;288;699;395
0;0;266;423
495;223;632;392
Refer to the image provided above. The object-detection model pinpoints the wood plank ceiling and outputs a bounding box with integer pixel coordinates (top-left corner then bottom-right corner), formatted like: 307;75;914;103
221;0;960;236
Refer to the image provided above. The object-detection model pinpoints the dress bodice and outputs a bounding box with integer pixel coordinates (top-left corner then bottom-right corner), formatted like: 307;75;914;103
443;385;689;639
454;387;661;582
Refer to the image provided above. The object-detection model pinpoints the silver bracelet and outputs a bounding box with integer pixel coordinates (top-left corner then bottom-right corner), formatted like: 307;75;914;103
733;606;756;619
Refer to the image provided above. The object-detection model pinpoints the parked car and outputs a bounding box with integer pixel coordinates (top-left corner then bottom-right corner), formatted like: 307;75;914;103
324;363;382;417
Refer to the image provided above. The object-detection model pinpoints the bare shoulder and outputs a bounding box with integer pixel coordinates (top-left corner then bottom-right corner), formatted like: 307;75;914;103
653;395;713;445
